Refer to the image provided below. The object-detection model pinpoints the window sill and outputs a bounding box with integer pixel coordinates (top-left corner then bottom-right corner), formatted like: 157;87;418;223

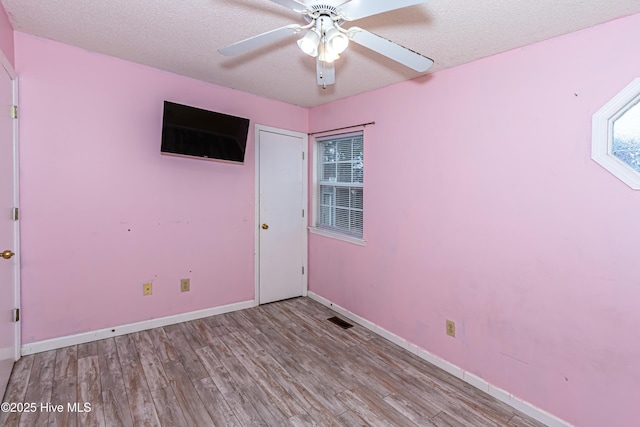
308;227;366;246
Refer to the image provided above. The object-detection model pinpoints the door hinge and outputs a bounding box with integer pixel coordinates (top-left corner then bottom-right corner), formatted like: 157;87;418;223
13;207;19;221
302;209;305;217
11;105;17;119
13;308;19;322
302;152;305;160
302;266;305;275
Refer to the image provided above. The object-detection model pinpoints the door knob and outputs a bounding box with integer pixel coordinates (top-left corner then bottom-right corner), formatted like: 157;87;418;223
261;224;269;230
1;250;15;260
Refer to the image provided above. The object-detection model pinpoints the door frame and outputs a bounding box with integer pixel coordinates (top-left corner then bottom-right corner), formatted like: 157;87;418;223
1;52;20;362
254;124;308;306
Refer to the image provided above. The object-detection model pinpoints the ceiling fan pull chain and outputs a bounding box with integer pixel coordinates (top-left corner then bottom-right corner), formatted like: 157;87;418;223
320;17;327;89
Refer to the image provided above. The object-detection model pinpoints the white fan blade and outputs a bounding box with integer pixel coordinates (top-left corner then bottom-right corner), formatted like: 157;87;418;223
316;57;336;86
219;25;301;56
337;0;429;21
349;27;433;72
268;0;307;12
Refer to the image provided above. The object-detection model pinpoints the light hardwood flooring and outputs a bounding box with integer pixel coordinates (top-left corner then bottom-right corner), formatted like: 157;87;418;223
1;297;547;426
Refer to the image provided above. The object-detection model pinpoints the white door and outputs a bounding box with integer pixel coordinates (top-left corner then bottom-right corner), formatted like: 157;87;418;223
0;63;18;398
256;125;307;304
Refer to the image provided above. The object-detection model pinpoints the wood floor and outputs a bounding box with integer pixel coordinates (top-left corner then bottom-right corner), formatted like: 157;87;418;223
1;297;547;427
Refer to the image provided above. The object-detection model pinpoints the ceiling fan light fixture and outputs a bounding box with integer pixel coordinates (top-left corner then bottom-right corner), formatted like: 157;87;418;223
325;28;349;54
297;28;320;57
219;0;436;88
318;43;339;63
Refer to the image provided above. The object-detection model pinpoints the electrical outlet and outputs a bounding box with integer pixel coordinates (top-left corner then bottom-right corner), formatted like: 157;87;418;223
180;278;190;292
143;282;152;296
446;319;456;337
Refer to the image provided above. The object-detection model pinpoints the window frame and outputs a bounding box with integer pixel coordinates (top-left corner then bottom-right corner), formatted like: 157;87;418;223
310;130;366;246
592;78;640;189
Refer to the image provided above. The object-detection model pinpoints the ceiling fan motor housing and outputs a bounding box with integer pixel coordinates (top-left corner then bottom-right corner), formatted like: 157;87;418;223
304;4;345;26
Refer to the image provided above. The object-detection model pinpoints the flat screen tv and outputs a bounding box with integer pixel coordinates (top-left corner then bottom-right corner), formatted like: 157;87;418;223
161;101;250;164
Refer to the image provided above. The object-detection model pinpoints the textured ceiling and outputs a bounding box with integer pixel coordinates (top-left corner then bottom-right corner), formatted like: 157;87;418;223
3;0;640;107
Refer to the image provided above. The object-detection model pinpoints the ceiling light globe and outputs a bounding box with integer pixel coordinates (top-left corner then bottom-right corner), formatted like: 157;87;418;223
329;33;349;54
319;45;339;63
298;39;316;55
323;53;338;63
297;29;320;57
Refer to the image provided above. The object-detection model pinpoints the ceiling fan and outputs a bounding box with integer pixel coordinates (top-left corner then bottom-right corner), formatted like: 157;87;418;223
218;0;434;88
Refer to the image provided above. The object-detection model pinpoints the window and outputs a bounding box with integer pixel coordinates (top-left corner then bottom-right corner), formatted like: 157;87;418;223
593;78;640;189
315;131;364;240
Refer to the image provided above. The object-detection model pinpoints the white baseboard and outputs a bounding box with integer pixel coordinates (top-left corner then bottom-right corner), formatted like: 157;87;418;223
21;299;256;356
308;291;572;427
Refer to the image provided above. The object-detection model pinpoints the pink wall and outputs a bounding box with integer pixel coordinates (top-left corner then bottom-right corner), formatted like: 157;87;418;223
0;2;14;68
15;32;307;343
309;13;640;427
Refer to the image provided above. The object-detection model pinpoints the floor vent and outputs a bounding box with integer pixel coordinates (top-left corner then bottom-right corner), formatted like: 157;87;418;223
328;316;353;329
